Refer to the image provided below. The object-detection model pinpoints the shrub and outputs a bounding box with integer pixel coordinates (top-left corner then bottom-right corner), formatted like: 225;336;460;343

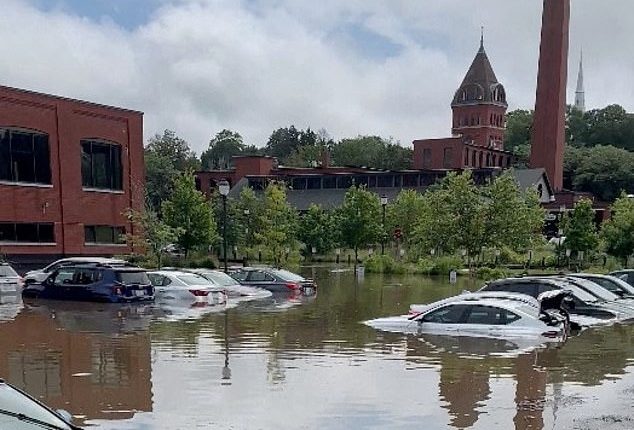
416;256;463;276
476;267;509;281
365;255;407;274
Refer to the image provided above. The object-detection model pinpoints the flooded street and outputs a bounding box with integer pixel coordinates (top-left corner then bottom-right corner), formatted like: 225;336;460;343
1;266;633;430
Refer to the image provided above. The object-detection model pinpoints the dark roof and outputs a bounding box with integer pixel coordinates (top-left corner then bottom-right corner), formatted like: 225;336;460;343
511;168;553;196
452;41;506;107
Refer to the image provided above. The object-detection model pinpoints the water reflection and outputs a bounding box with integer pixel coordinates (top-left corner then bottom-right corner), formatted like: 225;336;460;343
0;267;632;429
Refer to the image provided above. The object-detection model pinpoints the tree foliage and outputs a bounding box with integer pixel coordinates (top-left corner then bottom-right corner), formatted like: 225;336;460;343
298;204;339;255
332;135;412;170
253;182;299;266
162;172;218;255
126;205;181;268
386;189;427;247
201;129;245;169
146;129;200;171
337;186;382;262
601;193;634;264
563;198;598;257
412;172;544;261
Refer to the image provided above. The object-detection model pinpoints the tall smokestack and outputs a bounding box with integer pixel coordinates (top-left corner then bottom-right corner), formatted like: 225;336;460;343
530;0;570;191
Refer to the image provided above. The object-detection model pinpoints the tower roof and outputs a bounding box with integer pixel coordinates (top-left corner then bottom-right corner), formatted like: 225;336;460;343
452;36;507;107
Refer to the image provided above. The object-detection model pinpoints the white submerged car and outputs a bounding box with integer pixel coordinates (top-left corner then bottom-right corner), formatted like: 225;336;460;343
366;292;569;340
184;269;272;300
147;270;227;306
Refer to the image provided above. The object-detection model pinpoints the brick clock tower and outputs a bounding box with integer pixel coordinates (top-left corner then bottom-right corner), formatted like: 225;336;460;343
413;35;512;170
451;35;508;151
530;0;570;191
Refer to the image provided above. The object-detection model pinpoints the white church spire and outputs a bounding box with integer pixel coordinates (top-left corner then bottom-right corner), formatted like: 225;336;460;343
574;49;585;112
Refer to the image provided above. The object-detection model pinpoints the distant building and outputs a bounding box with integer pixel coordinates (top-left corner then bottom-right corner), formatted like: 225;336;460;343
0;85;144;264
412;36;513;171
574;50;586;113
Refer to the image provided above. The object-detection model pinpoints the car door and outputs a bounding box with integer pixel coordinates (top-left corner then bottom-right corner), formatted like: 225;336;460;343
419;304;470;334
461;305;523;337
47;268;78;300
246;271;280;292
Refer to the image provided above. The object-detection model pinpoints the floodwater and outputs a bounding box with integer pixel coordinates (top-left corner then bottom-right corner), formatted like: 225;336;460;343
1;266;633;430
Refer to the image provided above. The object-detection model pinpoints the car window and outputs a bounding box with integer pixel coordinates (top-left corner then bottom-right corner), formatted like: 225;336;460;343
589;278;621;294
421;304;469;324
486;282;539;298
231;271;248;281
148;273;165;286
177;274;212;286
202;271;239;287
464;305;521;325
52;269;75;286
271;269;304;282
248;271;268;282
0;383;73;430
71;268;101;285
116;271;150;285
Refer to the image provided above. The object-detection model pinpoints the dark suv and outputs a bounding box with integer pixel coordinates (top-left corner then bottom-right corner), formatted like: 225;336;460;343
230;267;316;295
22;265;154;303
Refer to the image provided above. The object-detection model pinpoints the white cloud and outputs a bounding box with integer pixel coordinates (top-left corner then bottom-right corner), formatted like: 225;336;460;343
1;0;632;155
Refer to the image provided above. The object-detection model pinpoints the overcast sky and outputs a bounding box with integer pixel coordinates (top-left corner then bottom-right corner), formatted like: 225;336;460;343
1;0;632;154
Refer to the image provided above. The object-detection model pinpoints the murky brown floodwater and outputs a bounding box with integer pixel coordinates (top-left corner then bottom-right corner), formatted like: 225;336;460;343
1;266;633;429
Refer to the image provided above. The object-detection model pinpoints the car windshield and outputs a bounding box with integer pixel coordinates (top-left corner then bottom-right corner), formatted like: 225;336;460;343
0;266;18;277
561;284;601;303
116;271;150;285
568;278;619;301
0;383;72;429
271;269;304;282
176;274;213;286
200;271;239;287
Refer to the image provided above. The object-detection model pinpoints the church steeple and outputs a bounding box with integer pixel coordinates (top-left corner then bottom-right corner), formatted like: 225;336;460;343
574;49;585;112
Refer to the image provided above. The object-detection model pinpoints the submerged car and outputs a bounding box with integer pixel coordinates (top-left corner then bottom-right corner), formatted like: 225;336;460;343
23;257;134;285
185;269;272;299
229;267;316;295
22;265;154;303
147;270;227;306
0;262;22;295
610;269;634;287
0;378;81;429
367;292;569;340
572;273;634;298
480;277;625;326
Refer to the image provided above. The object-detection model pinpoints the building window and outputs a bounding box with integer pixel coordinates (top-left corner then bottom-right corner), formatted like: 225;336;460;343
306;177;321;190
464;150;470;166
422;148;432;169
368;176;377;188
403;174;418;187
377;175;394;188
478;152;483;167
0;222;55;243
291;177;306;190
84;225;126;245
0;128;51;185
336;176;352;189
323;176;336;189
81;140;123;191
443;148;453;169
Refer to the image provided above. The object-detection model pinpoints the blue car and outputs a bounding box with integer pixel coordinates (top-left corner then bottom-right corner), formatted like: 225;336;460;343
22;264;154;303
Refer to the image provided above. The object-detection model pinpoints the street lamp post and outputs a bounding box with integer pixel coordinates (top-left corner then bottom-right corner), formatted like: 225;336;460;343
380;195;388;255
243;208;250;263
218;179;230;272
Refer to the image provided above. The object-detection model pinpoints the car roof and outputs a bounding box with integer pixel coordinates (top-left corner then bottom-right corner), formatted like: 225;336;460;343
149;270;204;277
54;257;126;263
430;298;538;315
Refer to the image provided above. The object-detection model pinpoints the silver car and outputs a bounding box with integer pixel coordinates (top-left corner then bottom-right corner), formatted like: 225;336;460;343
0;263;22;295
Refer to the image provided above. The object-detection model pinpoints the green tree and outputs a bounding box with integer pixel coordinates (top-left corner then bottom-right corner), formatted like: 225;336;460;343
386;189;426;248
126;206;181;268
601;193;634;265
483;172;544;251
253;182;299;266
265;126;319;160
563;198;598;259
232;186;262;255
145;150;178;213
332;136;412;170
566;145;634;201
298;204;338;257
162;172;218;256
146;129;200;171
504;109;533;152
337;185;382;263
201;129;245;169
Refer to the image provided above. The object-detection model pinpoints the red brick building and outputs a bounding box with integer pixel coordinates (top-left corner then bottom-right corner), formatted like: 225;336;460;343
413;37;513;170
0;85;144;263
